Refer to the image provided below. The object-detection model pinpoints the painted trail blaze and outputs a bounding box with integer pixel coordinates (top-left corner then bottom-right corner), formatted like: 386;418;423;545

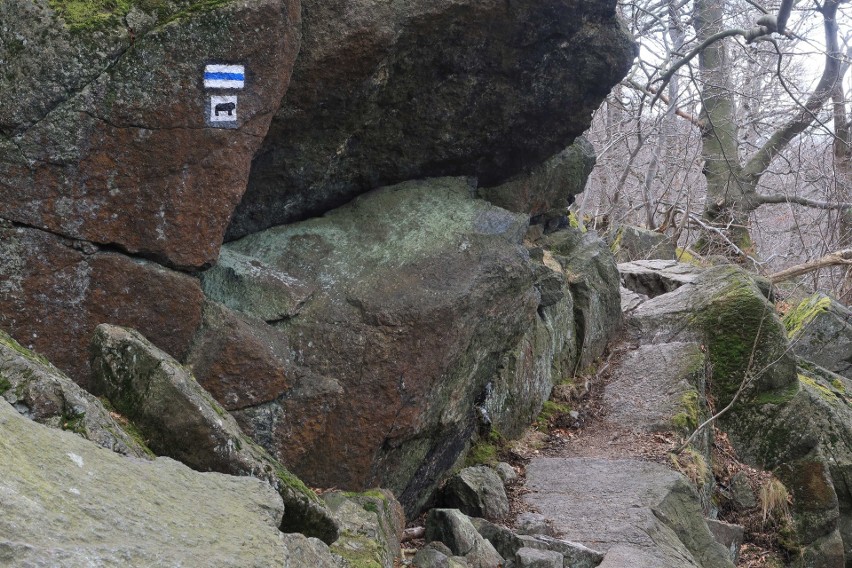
204;64;245;89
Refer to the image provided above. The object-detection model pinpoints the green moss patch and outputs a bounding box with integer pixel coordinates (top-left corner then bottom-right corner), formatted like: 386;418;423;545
98;397;156;457
783;294;831;339
329;530;384;568
274;464;320;503
671;390;701;434
695;272;792;408
675;247;702;266
0;331;53;368
464;430;504;467
48;0;231;32
752;381;799;406
535;400;571;432
61;411;87;435
798;374;838;403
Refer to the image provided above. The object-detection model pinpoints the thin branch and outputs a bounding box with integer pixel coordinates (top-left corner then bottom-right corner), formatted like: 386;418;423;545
743;0;842;180
651;28;749;109
768;248;852;283
625;79;705;127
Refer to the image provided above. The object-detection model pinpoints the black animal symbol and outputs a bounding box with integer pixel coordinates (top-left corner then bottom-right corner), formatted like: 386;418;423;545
214;102;236;117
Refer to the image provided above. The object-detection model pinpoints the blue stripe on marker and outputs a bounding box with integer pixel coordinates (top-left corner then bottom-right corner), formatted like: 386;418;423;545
205;72;244;81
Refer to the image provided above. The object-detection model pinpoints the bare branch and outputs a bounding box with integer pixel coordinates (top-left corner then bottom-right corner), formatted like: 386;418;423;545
625;79;705;127
743;0;842;180
756;193;852;209
768;248;852;283
651;28;749;109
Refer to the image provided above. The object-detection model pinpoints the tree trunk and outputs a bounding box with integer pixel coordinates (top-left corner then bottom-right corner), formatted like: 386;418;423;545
693;0;756;254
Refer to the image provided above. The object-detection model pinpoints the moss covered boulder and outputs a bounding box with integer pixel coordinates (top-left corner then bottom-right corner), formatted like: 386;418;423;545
0;328;151;458
785;293;852;380
0;396;341;566
322;489;405;568
630;266;852;566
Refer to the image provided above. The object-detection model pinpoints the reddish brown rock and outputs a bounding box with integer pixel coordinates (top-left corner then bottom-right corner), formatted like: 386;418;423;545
0;0;300;270
0;224;203;389
186;301;296;410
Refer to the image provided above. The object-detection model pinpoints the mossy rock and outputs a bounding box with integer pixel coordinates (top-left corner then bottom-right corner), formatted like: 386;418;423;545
0;329;152;458
323;489;405;568
691;268;795;408
784;293;852;380
48;0;232;32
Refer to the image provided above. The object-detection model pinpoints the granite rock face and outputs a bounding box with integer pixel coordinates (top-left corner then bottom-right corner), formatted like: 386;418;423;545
0;223;204;390
226;0;636;238
478;137;596;219
1;0;299;270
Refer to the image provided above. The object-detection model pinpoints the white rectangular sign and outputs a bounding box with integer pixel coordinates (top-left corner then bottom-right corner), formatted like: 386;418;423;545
209;95;238;124
204;64;245;89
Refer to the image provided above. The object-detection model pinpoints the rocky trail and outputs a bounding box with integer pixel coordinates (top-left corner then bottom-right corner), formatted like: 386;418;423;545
504;261;761;568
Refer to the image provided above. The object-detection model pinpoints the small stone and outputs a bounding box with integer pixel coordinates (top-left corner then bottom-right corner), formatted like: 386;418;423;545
494;462;518;483
516;547;563;568
426;509;505;568
515;513;555;537
705;519;744;564
440;466;510;520
413;546;451;568
730;472;757;510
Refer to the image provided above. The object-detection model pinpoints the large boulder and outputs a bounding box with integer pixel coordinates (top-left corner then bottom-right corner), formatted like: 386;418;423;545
0;396;341;566
0;223;204;389
0;329;151;458
785;293;852;379
542;228;623;368
195;178;622;515
225;0;636;238
89;324;340;543
629;266;852;566
0;0;299;270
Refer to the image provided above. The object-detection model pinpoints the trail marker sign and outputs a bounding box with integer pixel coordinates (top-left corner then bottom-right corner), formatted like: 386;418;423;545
204;65;245;89
209;95;238;127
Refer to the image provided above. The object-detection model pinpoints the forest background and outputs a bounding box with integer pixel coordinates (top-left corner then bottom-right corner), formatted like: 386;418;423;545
576;0;852;304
